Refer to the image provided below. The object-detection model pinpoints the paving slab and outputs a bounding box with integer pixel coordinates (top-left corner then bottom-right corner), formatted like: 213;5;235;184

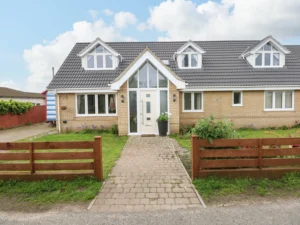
91;136;202;212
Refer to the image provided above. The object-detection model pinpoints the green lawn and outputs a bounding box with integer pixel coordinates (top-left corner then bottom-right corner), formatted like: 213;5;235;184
0;132;128;205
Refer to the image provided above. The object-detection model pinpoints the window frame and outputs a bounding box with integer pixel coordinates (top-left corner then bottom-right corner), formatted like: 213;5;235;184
254;42;281;68
75;93;118;116
180;52;200;69
85;45;115;70
264;91;294;111
232;91;243;106
182;92;204;112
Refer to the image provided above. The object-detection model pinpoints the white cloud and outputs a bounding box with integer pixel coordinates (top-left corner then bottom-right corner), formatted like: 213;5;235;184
144;0;300;40
0;80;20;90
24;18;136;92
114;12;137;29
102;9;114;16
89;10;99;20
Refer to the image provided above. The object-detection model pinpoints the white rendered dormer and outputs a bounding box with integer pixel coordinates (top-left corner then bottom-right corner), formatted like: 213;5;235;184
174;41;206;69
78;38;122;70
241;36;291;68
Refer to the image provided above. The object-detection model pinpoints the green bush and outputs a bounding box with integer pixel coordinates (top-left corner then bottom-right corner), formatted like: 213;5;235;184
192;115;239;143
157;112;169;122
111;124;118;135
0;99;34;115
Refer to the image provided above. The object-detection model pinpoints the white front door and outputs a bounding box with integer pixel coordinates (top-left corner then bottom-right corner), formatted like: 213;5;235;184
140;90;157;134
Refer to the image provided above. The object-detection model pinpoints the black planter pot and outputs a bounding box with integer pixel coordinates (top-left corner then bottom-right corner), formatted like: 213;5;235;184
157;120;168;136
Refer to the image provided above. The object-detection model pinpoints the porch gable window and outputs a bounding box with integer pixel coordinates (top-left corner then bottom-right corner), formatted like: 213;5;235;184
76;93;117;116
183;92;203;112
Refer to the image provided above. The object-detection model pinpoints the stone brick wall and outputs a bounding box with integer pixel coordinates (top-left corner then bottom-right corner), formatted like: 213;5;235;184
169;82;180;134
118;83;129;136
57;93;117;132
179;90;300;129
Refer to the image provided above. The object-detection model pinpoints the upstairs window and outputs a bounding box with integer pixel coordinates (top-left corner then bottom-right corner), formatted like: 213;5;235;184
255;42;280;67
87;44;114;69
181;47;199;68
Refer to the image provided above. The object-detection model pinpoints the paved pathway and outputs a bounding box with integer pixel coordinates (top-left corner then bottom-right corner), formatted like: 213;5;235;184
0;123;56;142
91;136;202;212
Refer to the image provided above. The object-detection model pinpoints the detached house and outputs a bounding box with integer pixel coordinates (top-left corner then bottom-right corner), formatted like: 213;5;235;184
47;35;300;135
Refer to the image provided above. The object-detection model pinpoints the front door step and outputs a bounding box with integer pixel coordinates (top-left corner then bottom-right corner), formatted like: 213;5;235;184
141;134;156;137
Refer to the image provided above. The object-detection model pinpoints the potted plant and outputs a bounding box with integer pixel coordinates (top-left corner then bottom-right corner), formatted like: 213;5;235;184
157;113;170;136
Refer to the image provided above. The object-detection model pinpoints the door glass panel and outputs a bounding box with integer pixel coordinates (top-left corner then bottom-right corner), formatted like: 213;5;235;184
129;91;137;133
146;102;151;113
184;93;192;110
159;72;168;87
139;63;147;88
77;95;85;114
108;94;116;114
98;94;106;114
148;63;157;88
129;72;138;88
87;95;95;114
160;90;168;114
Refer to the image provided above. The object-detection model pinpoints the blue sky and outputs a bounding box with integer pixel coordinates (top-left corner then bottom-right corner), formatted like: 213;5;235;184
0;0;300;92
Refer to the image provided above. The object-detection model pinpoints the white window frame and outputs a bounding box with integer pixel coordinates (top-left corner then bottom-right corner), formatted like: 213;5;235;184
264;91;294;111
86;46;115;70
232;91;243;106
75;93;118;117
254;42;281;68
182;92;204;112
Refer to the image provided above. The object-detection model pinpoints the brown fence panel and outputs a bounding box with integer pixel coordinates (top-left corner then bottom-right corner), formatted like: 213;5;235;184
0;137;103;181
191;135;300;179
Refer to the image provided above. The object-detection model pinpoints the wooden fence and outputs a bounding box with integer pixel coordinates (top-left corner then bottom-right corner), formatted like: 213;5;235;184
191;135;300;179
0;136;103;181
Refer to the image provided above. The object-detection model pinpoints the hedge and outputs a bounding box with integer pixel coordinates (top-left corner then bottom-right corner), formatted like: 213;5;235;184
0;99;34;115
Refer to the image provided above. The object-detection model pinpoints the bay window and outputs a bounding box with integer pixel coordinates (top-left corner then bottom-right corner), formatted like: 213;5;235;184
183;92;203;112
264;91;294;111
76;94;117;116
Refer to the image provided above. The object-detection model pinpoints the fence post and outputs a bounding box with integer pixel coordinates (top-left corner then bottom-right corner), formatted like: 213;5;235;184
258;138;262;170
94;136;103;181
29;142;35;174
191;135;201;180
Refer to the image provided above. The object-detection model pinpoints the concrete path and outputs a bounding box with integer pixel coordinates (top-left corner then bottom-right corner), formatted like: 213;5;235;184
0;123;56;142
90;136;202;212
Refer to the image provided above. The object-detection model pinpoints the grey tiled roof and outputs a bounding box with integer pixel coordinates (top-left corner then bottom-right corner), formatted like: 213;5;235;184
47;40;300;89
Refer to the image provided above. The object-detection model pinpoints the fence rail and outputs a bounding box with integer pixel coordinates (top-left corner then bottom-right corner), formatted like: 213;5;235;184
191;135;300;179
0;136;103;181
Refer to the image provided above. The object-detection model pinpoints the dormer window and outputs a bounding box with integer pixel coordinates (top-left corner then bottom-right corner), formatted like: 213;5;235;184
181;47;199;68
255;42;280;67
87;44;114;69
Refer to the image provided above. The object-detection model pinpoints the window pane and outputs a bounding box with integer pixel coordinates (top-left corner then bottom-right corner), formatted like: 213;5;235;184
106;55;113;68
159;72;168;88
264;42;272;51
184;93;192;110
98;94;106;114
148;63;157;88
255;53;262;66
108;94;116;114
95;44;104;53
273;53;280;66
182;55;189;67
233;92;241;105
87;95;95;114
160;90;168;114
129;91;137;133
97;55;103;68
265;53;271;66
146;102;151;113
265;92;273;109
139;63;147;88
272;45;279;51
77;95;85;114
191;54;198;67
285;91;293;108
129;72;138;88
275;92;282;108
87;55;94;68
183;47;195;52
194;93;202;110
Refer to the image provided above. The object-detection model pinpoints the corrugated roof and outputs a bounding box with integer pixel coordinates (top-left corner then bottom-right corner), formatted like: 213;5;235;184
0;87;44;99
47;40;300;89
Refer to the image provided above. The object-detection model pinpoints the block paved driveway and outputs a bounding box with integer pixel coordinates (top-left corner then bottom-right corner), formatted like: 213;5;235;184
91;136;202;212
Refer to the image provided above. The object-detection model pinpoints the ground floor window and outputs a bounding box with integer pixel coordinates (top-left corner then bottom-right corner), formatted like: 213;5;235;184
264;91;294;110
232;92;243;106
76;94;117;116
183;92;203;112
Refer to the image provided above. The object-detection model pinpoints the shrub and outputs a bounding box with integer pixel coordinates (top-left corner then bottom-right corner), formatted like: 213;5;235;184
192;115;239;143
0;99;33;115
157;112;170;122
180;124;195;137
111;124;118;135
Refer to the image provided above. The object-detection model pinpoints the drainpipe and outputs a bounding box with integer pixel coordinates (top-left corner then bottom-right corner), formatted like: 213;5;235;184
56;90;61;133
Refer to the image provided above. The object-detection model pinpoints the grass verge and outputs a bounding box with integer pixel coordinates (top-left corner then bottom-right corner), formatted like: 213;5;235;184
0;132;128;206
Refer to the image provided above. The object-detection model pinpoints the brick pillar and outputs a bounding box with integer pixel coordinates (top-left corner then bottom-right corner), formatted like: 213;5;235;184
169;82;180;134
118;83;128;136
